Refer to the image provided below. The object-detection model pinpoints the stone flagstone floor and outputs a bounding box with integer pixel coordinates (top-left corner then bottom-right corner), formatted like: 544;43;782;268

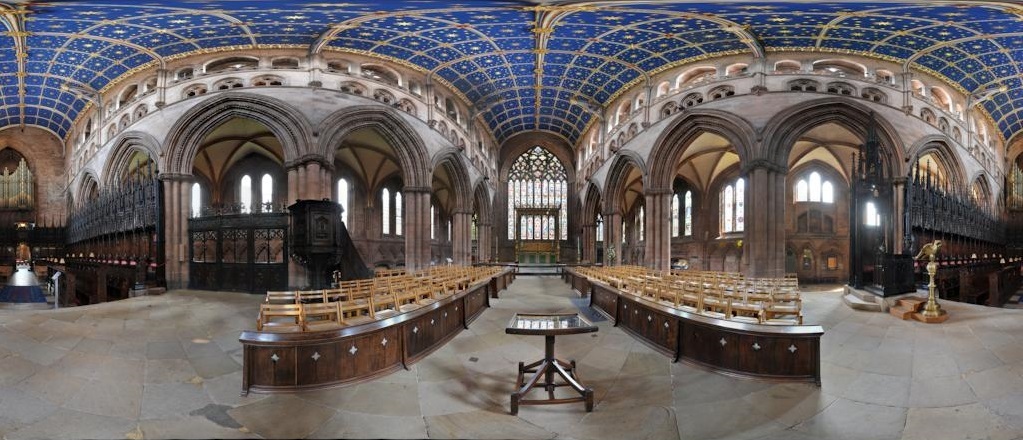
0;277;1022;439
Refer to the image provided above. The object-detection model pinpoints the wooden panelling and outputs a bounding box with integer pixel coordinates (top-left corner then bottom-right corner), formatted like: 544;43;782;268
590;284;619;322
579;277;822;384
240;269;512;394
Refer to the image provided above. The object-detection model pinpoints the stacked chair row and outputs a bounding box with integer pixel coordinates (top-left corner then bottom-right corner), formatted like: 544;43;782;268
257;265;504;332
576;265;803;325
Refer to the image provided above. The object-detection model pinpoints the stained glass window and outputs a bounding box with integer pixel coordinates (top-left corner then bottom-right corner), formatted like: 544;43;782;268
596;214;603;242
431;204;436;240
722;184;734;233
720;178;745;233
382;188;390;234
684;191;693;236
507;146;568;240
671;194;680;238
240;175;252;214
337;178;349;225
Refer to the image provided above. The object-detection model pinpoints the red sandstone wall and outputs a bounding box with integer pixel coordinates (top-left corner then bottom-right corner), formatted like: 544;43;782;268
0;127;67;224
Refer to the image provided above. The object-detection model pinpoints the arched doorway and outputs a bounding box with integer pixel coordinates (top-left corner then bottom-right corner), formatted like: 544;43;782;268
507;146;568;264
188;117;289;293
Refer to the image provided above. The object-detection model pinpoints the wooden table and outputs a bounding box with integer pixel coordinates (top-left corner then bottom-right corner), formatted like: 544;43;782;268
505;312;598;414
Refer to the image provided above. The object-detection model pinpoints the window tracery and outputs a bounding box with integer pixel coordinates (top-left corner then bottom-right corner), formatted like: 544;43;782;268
507;146;568;240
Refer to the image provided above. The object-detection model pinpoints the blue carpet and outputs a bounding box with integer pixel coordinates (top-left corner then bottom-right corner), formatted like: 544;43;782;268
0;285;46;303
570;296;606;322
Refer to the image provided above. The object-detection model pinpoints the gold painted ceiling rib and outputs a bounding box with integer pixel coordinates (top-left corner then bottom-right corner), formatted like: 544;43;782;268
0;4;28;130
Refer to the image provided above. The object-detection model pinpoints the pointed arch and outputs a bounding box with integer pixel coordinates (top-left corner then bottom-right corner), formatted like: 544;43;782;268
431;147;473;213
647;109;755;191
906;135;967;188
317;105;430;188
761;98;904;176
602;150;648;217
161;92;312;175
101;131;162;187
471;179;492;226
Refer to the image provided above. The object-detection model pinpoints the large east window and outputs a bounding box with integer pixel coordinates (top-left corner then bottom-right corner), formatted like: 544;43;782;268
720;177;744;233
507;146;568;240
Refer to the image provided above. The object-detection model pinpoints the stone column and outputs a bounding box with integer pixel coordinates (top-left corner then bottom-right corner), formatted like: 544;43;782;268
286;166;306;288
403;187;432;271
892;176;907;255
605;211;622;265
478;222;492;263
307;162;322;200
645;188;672;271
452;209;472;264
743;163;787;278
297;165;308;201
159;175;192;290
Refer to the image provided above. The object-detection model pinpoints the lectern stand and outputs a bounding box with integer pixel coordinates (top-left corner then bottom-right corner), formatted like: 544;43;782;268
505;313;598;414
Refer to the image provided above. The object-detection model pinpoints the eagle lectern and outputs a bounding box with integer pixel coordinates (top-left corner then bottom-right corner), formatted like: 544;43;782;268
288;200;342;290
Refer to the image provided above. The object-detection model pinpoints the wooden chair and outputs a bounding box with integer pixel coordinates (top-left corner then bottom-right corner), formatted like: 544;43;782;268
729;300;763;324
257;303;304;332
303;301;344;331
264;290;297;304
297;289;327;303
371;291;399;320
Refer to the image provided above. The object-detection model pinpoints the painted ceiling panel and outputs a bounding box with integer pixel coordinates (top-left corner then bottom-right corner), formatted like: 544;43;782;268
1;1;1023;143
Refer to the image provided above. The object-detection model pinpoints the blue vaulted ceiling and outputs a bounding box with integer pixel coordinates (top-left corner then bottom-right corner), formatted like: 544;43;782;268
3;1;1023;144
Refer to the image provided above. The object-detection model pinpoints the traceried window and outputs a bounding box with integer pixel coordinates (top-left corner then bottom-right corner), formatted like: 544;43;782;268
794;171;834;204
382;188;390;234
240;175;252;214
260;174;273;208
671;194;680;237
191;183;201;217
720;177;744;233
507;146;568;240
337;178;349;225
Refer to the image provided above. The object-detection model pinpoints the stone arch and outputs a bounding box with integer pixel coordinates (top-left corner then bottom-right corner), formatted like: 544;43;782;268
582;180;602;223
101;131;162;187
969;171;993;212
602;150;647;216
761;98;904;176
647;109;756;191
317;105;431;188
73;170;102;209
431;148;473;212
471;179;492;226
162;92;311;175
907;135;967;188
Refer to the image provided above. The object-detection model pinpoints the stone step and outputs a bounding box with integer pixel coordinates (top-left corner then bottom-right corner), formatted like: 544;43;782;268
842;292;883;312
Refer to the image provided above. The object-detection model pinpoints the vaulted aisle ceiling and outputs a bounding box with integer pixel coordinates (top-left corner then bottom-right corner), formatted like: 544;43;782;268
2;1;1023;144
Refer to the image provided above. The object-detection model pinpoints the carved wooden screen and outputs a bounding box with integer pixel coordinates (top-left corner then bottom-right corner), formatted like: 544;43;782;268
188;212;288;293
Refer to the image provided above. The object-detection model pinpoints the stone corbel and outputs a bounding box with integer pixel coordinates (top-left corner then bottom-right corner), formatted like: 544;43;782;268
751;85;768;96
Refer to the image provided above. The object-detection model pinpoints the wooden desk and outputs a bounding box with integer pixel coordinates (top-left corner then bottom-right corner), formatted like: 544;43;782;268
505;313;598;414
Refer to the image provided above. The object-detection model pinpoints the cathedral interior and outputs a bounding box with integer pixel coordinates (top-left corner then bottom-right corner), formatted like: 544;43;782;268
2;1;1023;439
